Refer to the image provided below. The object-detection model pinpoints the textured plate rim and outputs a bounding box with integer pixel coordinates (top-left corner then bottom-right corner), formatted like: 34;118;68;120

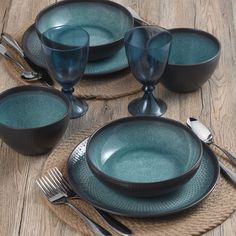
21;24;130;76
67;139;220;218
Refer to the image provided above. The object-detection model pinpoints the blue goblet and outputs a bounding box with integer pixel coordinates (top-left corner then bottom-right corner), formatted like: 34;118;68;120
40;25;89;119
124;26;172;116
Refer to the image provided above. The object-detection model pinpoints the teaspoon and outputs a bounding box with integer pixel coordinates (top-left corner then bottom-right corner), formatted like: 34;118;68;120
187;117;236;185
187;117;236;166
0;43;43;81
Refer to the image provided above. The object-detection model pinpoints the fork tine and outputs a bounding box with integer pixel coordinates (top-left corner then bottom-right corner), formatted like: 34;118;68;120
36;180;47;195
51;168;69;193
47;170;61;189
41;176;56;196
54;167;72;192
38;178;51;194
55;167;70;186
36;179;51;198
54;167;63;177
48;169;67;193
44;175;57;190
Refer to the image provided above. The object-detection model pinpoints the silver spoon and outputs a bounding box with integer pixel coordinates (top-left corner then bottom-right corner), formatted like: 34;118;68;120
187;117;236;166
1;32;24;57
0;43;42;81
187;117;236;185
1;33;54;86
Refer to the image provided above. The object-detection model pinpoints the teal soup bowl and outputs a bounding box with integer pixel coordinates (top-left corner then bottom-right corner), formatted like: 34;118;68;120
86;117;203;197
35;0;134;61
161;28;221;93
0;86;70;156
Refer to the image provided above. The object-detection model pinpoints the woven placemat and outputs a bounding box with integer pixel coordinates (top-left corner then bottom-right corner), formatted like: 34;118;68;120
42;126;236;236
3;26;141;100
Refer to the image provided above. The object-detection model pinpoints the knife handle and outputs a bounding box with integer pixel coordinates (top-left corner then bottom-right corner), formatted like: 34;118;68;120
2;32;24;57
219;161;236;186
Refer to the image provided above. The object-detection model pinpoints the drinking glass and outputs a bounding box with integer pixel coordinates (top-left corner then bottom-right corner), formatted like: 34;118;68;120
124;26;172;116
40;25;89;119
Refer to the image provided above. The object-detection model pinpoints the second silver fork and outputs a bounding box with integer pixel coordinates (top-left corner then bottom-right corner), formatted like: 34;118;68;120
36;173;112;236
47;167;132;236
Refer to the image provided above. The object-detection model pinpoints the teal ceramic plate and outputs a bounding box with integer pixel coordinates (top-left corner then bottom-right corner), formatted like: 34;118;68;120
22;24;129;76
67;138;219;218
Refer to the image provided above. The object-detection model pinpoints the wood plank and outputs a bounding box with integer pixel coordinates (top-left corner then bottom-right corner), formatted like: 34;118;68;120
0;0;12;33
0;1;56;236
0;2;27;236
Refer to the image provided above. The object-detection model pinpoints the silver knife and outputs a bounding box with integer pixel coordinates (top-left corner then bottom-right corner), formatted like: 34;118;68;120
1;32;54;86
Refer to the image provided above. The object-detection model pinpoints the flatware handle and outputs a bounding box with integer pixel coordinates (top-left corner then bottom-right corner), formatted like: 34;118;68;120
95;208;132;235
2;33;25;57
65;202;112;236
212;143;236;167
0;44;25;71
218;161;236;185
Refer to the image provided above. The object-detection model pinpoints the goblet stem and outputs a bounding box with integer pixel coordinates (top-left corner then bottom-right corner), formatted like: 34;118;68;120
62;87;88;119
128;85;167;116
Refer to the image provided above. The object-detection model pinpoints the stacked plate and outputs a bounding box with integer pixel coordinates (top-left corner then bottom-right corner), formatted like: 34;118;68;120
22;0;141;76
67;117;220;218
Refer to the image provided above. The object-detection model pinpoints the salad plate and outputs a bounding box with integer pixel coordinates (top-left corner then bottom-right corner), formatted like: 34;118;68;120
22;24;135;76
67;138;219;218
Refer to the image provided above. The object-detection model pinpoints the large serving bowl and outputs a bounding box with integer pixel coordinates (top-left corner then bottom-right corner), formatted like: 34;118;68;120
0;86;70;156
161;28;221;93
86;117;203;197
35;0;134;61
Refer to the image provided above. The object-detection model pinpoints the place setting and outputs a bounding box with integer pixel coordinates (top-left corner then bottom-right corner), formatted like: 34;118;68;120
41;119;235;236
1;0;144;100
0;0;236;236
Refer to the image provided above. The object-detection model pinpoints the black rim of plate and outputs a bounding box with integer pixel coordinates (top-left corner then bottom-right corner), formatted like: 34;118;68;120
66;139;220;218
22;23;137;76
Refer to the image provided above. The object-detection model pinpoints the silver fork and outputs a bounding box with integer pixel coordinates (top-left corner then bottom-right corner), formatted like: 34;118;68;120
47;167;132;236
36;173;112;236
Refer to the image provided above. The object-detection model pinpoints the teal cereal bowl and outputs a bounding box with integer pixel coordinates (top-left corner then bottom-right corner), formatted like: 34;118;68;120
161;28;221;93
86;117;203;197
0;86;70;156
35;0;134;61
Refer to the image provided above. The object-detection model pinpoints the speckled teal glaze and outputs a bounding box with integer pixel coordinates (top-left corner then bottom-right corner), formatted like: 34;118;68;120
36;1;133;47
169;32;219;65
0;91;67;128
22;25;128;75
67;140;219;217
87;119;201;183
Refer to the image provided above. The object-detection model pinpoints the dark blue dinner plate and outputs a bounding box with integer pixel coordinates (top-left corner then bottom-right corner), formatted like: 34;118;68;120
22;24;130;76
67;138;220;218
22;21;141;76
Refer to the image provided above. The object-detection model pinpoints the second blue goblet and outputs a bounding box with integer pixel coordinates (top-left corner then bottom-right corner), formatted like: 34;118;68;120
40;25;89;119
124;26;172;116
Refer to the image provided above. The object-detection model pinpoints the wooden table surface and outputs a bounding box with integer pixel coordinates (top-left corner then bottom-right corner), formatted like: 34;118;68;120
0;0;235;235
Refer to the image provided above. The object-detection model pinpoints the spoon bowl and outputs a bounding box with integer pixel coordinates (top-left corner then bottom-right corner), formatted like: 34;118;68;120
187;117;236;185
187;117;236;167
21;71;42;81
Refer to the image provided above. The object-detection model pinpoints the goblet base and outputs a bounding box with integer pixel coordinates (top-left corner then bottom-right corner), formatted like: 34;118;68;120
128;94;167;117
63;92;88;119
70;98;88;119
